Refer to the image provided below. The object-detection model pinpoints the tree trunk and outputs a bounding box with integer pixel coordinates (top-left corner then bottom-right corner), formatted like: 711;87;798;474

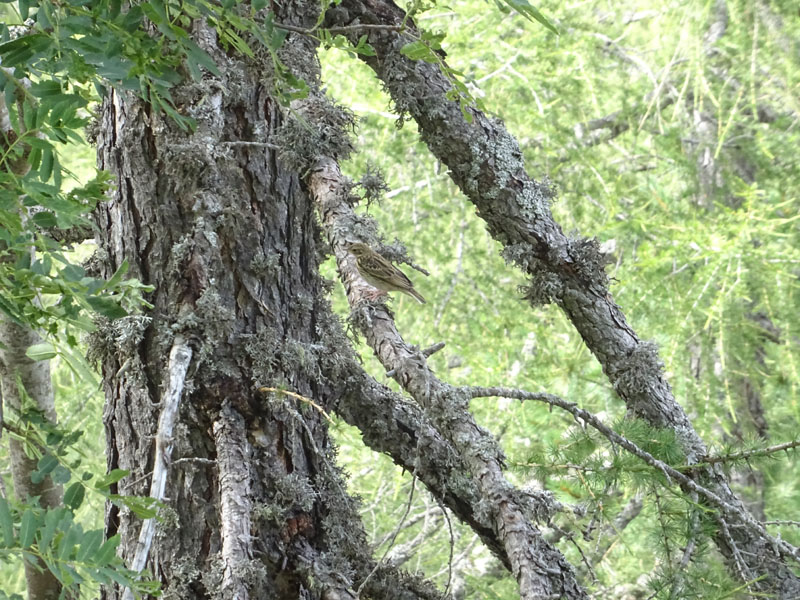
0;320;64;600
92;15;440;598
1;88;65;600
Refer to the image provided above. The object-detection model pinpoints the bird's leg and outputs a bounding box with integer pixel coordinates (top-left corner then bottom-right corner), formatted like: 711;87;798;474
365;288;390;301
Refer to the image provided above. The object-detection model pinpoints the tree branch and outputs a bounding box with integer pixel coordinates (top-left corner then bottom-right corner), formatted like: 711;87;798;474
324;1;800;594
466;385;800;562
274;20;404;36
326;352;510;564
310;156;587;599
702;440;800;465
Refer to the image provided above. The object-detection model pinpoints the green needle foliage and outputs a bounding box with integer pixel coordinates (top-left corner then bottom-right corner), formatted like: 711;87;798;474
1;0;799;597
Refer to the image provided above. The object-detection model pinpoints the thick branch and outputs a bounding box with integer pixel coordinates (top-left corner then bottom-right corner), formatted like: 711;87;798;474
310;157;586;600
323;2;800;595
329;359;508;563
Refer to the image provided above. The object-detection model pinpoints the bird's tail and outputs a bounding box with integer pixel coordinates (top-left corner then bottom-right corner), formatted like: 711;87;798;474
405;288;426;304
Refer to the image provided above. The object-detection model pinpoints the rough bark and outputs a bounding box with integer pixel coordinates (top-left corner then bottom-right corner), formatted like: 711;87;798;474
332;365;509;563
324;1;800;596
93;13;440;600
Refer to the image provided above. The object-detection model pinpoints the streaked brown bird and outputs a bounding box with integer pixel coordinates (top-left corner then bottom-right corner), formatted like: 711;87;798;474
347;242;426;304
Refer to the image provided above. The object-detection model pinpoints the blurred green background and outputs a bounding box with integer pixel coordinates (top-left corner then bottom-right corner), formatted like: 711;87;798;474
2;0;799;597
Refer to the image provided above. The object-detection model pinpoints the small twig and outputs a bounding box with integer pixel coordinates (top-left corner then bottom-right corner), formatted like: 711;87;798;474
669;497;700;600
171;457;217;467
222;140;282;150
421;341;445;357
552;522;597;583
273;21;405;36
258;386;333;423
373;505;440;551
434;497;455;599
357;475;418;597
127;456;218;488
765;520;800;527
701;439;800;465
719;517;753;584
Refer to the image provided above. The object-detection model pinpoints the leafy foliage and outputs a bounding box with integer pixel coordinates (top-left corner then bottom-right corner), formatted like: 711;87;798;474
1;0;799;597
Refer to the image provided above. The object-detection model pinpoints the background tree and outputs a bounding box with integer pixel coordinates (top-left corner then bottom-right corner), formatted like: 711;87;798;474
1;0;799;599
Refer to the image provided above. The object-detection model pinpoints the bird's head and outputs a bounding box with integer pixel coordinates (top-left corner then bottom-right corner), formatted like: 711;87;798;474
346;242;372;258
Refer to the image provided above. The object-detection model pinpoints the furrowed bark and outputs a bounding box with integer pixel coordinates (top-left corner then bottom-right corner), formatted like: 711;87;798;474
93;8;444;599
323;1;800;596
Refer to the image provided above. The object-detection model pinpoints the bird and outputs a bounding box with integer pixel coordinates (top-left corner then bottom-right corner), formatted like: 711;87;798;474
346;242;426;304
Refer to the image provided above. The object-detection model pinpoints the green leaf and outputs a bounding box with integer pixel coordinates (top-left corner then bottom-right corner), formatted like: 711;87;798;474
0;293;24;324
501;0;558;34
28;145;42;172
103;260;129;291
183;40;221;78
399;41;439;63
19;509;37;549
49;95;86;126
32;209;57;228
26;342;57;361
353;35;376;57
95;535;121;565
38;507;67;550
110;495;158;519
29;80;62;98
0;34;51;68
52;152;62;191
94;469;129;491
52;465;72;485
37;454;59;476
86;295;128;319
57;521;81;560
0;498;14;547
77;529;103;562
31;255;52;275
58;343;99;386
59;264;85;282
63;482;85;510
